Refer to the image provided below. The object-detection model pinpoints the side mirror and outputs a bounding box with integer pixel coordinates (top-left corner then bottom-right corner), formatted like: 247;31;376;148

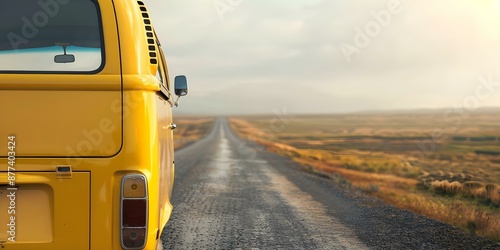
174;75;188;107
174;75;188;96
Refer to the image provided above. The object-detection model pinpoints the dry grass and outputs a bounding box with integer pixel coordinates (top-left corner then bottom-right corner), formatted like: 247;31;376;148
229;114;500;241
174;116;213;149
430;180;500;205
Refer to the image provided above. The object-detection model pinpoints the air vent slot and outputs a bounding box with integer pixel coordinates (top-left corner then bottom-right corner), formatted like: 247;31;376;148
137;1;157;65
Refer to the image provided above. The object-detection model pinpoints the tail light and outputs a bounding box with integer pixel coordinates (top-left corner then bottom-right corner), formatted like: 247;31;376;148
121;174;148;249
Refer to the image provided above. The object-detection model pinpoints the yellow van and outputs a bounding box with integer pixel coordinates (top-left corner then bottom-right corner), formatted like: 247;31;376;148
0;0;187;249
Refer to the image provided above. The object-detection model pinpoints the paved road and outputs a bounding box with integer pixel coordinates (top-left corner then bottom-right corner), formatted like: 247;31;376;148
161;118;499;249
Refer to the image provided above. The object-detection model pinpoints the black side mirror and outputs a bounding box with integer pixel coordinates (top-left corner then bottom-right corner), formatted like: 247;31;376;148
174;75;188;96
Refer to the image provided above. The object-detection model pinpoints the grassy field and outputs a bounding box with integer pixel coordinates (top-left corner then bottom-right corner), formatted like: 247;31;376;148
173;116;213;149
229;111;500;241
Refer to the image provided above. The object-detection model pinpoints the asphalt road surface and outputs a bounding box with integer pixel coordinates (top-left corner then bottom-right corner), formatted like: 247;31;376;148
161;118;499;249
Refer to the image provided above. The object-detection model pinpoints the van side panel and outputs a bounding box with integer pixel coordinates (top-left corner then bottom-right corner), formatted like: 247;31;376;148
112;0;176;246
156;94;175;233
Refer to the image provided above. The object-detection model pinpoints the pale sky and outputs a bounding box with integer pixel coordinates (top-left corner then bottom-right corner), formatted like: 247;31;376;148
144;0;500;115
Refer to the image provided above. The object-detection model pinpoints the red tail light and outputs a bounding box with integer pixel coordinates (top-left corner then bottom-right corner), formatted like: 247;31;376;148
121;174;148;249
122;200;147;227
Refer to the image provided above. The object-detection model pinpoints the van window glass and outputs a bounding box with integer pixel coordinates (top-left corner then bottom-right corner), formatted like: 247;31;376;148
0;0;103;72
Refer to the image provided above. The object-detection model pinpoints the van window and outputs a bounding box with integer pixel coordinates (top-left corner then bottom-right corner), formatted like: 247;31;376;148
0;0;103;72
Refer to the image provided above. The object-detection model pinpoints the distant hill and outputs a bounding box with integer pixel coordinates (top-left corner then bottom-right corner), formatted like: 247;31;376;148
352;107;500;115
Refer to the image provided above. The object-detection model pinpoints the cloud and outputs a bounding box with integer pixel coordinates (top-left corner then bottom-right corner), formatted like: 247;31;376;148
145;0;500;114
